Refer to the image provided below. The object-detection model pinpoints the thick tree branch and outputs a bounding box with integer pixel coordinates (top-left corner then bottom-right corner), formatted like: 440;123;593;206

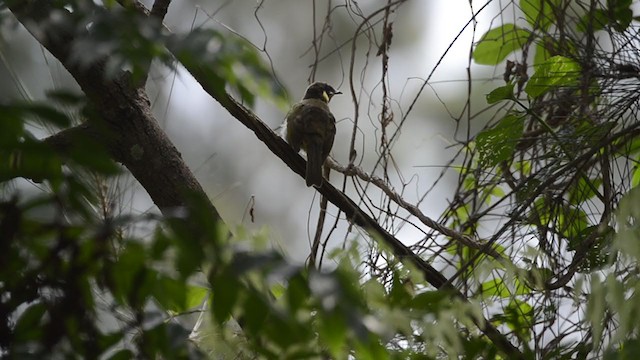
7;1;219;219
150;0;172;20
42;123;104;154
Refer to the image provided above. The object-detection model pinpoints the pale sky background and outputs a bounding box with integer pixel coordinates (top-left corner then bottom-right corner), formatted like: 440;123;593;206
0;0;506;262
147;0;504;261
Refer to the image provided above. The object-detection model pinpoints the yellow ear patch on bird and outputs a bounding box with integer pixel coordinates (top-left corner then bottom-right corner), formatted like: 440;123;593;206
286;82;338;187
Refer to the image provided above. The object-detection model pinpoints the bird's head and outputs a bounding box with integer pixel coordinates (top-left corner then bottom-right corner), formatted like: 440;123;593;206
303;82;342;103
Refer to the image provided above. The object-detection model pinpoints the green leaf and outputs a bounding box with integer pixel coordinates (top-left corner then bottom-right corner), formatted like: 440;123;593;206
108;242;149;306
287;273;310;311
410;290;449;312
153;275;188;312
617;182;640;261
568;177;603;205
389;273;412;307
13;303;46;342
166;29;289;111
577;9;611;32
610;0;633;31
516;178;541;204
480;278;512;298
185;285;209;309
577;0;633;32
633;164;640;188
486;84;515;104
65;137;120;175
242;294;279;343
107;349;135;360
473;24;532;65
569;225;615;273
463;338;498;359
19;103;71;127
476;114;524;167
587;276;606;346
605;338;640;360
45;90;87;105
211;270;240;324
319;312;348;358
503;299;534;340
513;277;532;296
0;140;63;183
520;0;559;31
97;332;126;355
525;55;581;98
489;185;506;200
0;102;71;129
559;205;589;245
352;334;385;360
0;108;24;145
612;7;633;31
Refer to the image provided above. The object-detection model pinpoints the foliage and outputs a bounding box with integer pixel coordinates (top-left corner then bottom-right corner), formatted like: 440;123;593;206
524;55;581;98
165;29;289;110
0;96;495;357
472;24;532;65
465;0;640;357
68;4;288;110
475;113;524;167
0;98;204;358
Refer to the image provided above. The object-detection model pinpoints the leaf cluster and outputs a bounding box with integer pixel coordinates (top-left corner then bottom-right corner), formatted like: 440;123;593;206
458;0;640;356
0;95;498;358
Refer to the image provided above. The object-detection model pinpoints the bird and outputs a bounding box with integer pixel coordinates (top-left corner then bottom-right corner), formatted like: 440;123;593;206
286;82;341;187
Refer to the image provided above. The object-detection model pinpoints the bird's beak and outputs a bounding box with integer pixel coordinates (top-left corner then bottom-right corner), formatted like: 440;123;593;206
323;90;342;102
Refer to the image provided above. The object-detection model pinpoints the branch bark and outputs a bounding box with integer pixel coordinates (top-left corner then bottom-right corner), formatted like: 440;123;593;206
7;1;219;219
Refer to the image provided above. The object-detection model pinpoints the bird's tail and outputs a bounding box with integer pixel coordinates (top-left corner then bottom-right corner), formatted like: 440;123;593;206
305;141;324;187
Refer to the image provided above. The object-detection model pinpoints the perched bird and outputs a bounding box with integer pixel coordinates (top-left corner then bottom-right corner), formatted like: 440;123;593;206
286;82;341;187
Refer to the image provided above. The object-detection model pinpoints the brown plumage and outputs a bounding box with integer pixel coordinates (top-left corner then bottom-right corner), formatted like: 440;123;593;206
286;82;340;187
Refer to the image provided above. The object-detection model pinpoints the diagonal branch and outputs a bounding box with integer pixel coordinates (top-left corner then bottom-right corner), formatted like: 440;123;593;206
150;0;172;20
174;57;522;359
329;159;505;260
